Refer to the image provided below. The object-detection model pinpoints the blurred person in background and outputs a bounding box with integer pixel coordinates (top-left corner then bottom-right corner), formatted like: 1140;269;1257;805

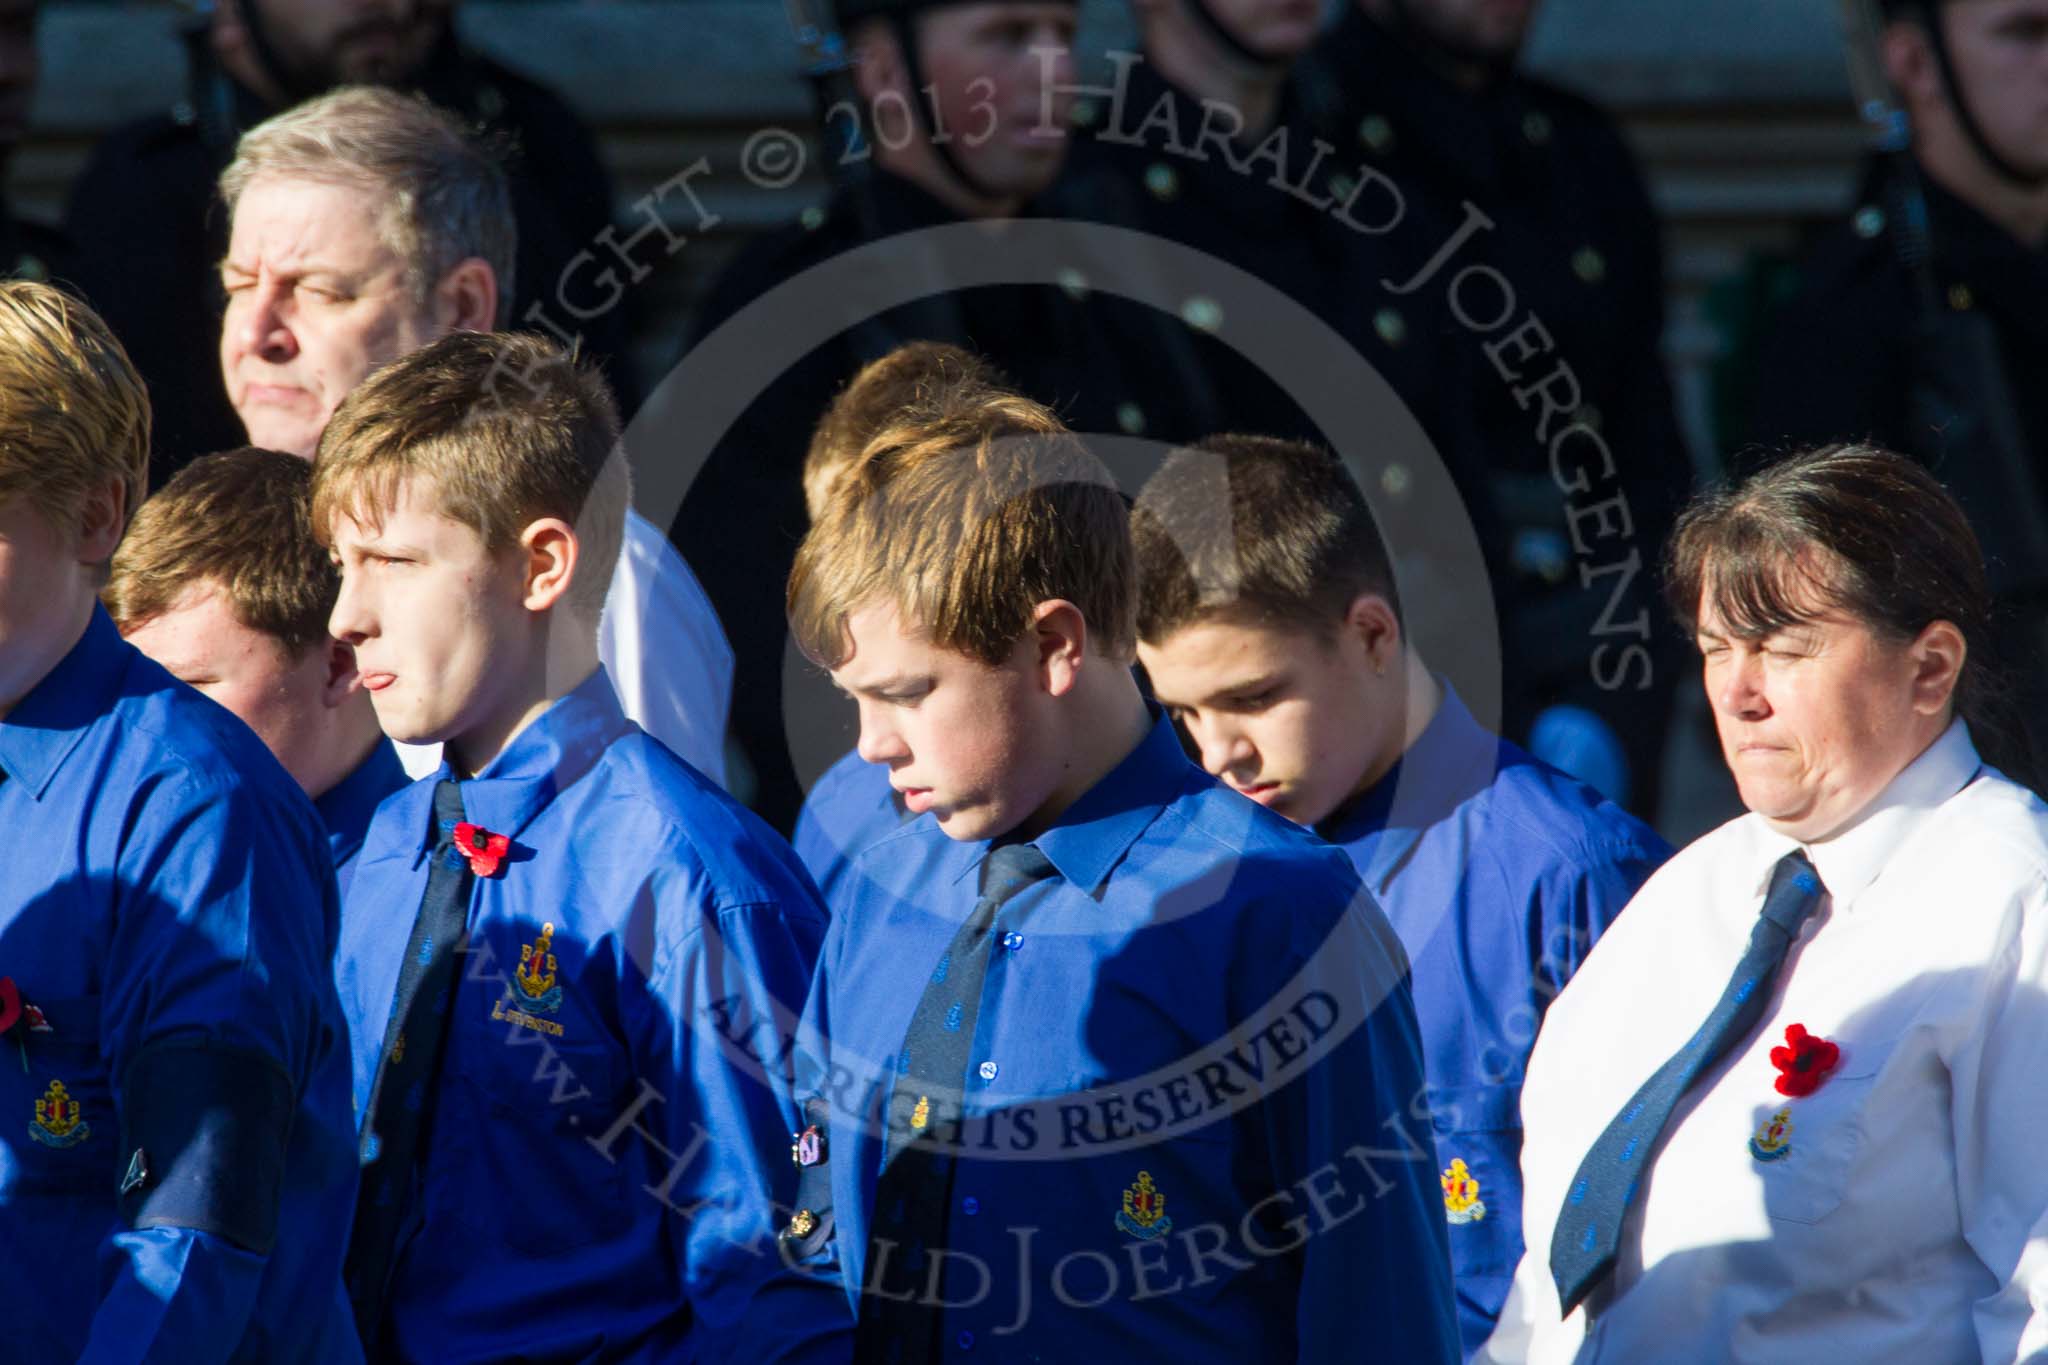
1302;0;1691;823
0;0;63;284
64;0;627;482
1749;0;2048;765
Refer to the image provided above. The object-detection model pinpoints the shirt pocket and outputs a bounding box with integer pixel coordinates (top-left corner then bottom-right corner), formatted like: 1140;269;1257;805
1427;1082;1525;1286
8;994;114;1196
433;993;636;1254
1751;1041;1887;1227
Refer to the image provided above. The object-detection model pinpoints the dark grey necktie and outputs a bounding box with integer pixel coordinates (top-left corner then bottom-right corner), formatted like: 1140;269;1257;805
345;780;477;1347
856;842;1058;1363
1549;849;1826;1316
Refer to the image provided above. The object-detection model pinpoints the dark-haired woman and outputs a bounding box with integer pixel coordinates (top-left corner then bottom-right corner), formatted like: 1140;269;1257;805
1481;445;2048;1362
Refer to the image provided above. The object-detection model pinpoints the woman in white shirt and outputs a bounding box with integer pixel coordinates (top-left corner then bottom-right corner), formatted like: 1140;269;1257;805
1483;444;2048;1363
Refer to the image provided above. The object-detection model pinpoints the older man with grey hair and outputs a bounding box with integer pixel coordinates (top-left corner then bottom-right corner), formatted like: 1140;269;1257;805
211;85;734;784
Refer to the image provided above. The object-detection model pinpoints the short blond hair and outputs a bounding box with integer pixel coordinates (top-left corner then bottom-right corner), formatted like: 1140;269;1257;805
312;331;626;620
0;281;151;542
221;86;515;324
106;448;336;657
787;389;1133;669
803;342;1000;523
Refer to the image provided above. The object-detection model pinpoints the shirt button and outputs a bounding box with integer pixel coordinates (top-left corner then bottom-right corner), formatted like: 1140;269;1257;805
962;1195;980;1215
957;1330;976;1350
1001;932;1024;951
978;1061;999;1081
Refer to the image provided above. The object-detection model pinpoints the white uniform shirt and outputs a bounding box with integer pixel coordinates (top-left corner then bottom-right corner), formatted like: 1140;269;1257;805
396;510;733;784
1481;720;2048;1364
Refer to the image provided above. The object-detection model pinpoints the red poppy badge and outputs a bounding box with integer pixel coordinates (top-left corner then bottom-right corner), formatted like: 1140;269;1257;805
1769;1023;1840;1098
452;822;512;878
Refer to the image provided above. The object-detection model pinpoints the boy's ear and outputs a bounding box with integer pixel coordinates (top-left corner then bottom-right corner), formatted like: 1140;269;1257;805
77;474;129;566
518;517;580;613
322;637;361;708
1345;592;1403;677
1030;599;1089;698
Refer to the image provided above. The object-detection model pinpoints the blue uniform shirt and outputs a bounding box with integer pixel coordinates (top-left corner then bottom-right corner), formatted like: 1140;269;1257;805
315;737;408;900
802;711;1461;1362
1318;685;1670;1356
336;668;845;1362
0;607;361;1362
791;746;908;911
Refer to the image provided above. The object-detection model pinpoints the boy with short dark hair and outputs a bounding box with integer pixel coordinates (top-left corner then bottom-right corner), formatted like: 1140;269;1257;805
1132;434;1670;1355
785;399;1460;1360
316;330;845;1359
106;446;406;896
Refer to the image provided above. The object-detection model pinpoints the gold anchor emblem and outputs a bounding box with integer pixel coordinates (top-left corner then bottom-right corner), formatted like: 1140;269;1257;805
1115;1170;1172;1239
1441;1158;1487;1224
30;1078;89;1148
512;922;563;1014
1750;1107;1794;1162
910;1095;930;1130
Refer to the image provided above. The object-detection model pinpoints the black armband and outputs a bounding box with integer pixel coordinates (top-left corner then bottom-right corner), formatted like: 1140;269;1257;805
117;1040;295;1255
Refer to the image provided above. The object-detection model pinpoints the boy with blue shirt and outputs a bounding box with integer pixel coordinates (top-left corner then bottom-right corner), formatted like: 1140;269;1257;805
0;282;361;1358
106;447;407;899
315;330;845;1361
784;395;1460;1360
1131;435;1671;1356
791;344;1057;909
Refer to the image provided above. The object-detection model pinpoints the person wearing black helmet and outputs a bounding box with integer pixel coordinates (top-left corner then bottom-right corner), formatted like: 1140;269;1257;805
672;0;1189;833
1747;0;2048;745
1298;0;1691;828
60;0;627;485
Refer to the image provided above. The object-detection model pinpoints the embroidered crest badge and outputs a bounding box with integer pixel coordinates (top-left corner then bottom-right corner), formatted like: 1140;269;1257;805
30;1078;89;1148
1116;1170;1173;1240
1442;1158;1487;1224
910;1095;931;1131
1749;1107;1794;1162
513;922;564;1014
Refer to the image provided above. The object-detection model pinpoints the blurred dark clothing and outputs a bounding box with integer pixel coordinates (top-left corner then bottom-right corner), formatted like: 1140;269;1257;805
670;166;1194;833
0;201;66;287
1748;156;2048;773
63;24;626;487
1749;157;2048;596
1302;6;1691;819
1047;52;1455;449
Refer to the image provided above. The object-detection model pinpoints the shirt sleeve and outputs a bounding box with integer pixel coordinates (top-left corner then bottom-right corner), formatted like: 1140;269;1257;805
1269;891;1463;1364
87;776;337;1362
1953;876;2048;1360
641;875;850;1363
1534;835;1668;1000
600;511;736;787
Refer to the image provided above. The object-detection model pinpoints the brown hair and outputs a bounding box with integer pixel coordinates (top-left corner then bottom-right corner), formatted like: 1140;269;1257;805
220;86;516;324
804;342;1001;523
105;448;336;657
0;281;151;542
311;331;626;620
1131;434;1401;643
787;389;1132;668
1667;442;2038;787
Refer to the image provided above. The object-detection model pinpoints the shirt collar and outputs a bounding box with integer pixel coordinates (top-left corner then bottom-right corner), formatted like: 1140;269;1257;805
315;737;409;869
1318;680;1499;892
947;708;1200;896
1747;716;1982;905
414;667;632;859
0;607;130;800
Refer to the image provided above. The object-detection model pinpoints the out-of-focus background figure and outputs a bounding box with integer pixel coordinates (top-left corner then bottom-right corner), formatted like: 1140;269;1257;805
5;0;2034;839
61;0;625;484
